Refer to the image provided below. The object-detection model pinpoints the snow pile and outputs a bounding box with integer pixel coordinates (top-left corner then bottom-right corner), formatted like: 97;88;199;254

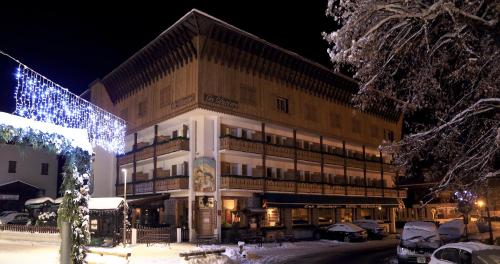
0;112;92;153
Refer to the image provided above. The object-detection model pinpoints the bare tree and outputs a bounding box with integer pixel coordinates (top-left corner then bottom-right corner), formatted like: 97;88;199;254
324;0;500;196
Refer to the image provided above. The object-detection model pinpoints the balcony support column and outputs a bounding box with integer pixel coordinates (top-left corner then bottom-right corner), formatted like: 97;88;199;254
389;207;396;233
188;118;196;242
262;123;267;193
380;151;384;198
342;141;347;195
293;129;298;194
320;136;324;195
132;133;137;196
153;125;158;194
363;145;367;197
213;116;222;242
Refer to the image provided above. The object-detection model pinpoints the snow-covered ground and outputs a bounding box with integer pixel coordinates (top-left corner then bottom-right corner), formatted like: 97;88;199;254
0;232;498;264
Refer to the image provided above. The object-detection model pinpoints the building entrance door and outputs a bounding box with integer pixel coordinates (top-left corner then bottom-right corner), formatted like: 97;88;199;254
197;209;213;236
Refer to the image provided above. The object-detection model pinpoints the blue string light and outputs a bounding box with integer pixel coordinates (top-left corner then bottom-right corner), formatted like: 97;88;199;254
14;64;126;154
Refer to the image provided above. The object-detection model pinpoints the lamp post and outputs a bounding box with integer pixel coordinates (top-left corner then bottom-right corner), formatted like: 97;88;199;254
477;199;494;245
122;168;128;247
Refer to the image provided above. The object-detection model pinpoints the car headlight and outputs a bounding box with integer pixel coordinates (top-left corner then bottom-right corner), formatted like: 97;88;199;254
397;246;412;255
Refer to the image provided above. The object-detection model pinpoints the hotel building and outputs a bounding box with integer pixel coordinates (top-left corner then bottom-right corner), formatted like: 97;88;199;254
89;9;406;242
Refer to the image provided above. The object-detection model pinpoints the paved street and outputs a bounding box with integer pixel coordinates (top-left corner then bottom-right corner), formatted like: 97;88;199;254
284;238;399;264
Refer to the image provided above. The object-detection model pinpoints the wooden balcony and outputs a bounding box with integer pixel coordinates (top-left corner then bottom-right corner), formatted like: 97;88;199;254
220;175;263;190
116;176;188;196
297;182;322;194
136;145;154;161
117;153;133;166
266;179;295;192
155;176;189;192
157;138;189;156
219;175;406;198
323;154;343;166
266;144;294;159
346;158;364;169
220;137;263;154
366;160;381;171
297;149;321;163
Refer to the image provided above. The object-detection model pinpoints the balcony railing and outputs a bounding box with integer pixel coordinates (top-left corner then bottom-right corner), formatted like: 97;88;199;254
219;136;393;173
219;175;406;198
117;138;189;165
116;176;189;196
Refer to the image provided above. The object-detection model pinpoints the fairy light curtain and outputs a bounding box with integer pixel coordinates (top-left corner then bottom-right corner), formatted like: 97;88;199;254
11;61;126;154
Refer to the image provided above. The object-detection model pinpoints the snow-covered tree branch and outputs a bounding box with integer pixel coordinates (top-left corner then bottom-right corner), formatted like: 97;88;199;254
324;0;499;197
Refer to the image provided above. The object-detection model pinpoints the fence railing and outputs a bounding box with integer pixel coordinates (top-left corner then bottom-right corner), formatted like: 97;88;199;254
0;224;59;234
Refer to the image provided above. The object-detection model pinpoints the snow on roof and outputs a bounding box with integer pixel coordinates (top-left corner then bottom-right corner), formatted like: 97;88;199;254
88;197;124;210
25;197;54;206
0;112;93;154
54;197;64;204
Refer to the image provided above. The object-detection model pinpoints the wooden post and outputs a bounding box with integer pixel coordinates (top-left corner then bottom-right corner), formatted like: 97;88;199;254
132;133;138;195
363;145;367;197
262;123;266;193
153;125;158;194
293;129;298;194
320;136;325;194
380;151;384;198
343;141;347;195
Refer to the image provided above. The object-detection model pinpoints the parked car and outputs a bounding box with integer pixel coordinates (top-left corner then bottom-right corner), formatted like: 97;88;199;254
0;211;16;218
397;221;442;264
353;219;386;240
429;242;500;264
438;219;465;243
316;223;368;242
0;212;29;225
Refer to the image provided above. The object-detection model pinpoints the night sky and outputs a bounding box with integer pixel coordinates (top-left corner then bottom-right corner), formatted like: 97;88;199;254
0;0;336;114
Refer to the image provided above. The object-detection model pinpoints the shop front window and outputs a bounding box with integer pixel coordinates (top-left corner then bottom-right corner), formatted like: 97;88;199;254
263;208;281;227
292;208;310;225
318;209;333;225
222;199;240;227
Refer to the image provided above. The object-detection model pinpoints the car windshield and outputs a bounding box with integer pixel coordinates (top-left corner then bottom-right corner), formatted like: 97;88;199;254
402;223;440;249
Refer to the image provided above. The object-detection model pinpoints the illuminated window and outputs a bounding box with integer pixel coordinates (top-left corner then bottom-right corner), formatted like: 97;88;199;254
264;208;281;227
292;208;310;225
222;199;239;226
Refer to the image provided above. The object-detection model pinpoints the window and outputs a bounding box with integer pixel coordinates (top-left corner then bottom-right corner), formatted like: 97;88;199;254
304;104;317;121
242;164;248;176
384;129;395;142
240;85;256;105
276;97;289;113
436;248;460;263
138;101;147;117
160;86;172;108
41;163;49;175
352;118;361;134
318;209;333;224
330;112;341;128
241;129;248;139
370;125;379;138
171;164;177;176
292;208;310;225
222;199;240;226
8;161;16;173
266;167;273;178
264;208;281;227
120;108;128;120
230;163;238;175
276;168;282;179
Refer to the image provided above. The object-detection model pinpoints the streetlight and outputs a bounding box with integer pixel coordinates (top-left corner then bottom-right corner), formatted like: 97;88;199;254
121;168;128;247
476;199;493;245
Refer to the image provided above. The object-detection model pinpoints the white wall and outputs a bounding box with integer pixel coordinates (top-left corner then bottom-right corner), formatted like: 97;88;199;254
0;144;58;198
91;146;116;197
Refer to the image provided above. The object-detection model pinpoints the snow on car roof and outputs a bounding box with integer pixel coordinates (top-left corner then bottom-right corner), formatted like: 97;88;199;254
25;197;55;205
329;223;364;232
402;221;439;241
439;242;499;252
88;197;125;210
405;221;437;231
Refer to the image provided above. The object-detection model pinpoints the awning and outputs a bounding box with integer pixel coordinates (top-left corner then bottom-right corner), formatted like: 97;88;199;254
127;194;170;206
262;193;399;208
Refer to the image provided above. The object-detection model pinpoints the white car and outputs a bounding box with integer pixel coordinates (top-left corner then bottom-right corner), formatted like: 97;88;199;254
397;221;442;263
429;242;500;264
0;212;29;225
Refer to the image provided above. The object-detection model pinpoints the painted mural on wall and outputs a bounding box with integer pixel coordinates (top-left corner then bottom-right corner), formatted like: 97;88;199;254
193;157;216;192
